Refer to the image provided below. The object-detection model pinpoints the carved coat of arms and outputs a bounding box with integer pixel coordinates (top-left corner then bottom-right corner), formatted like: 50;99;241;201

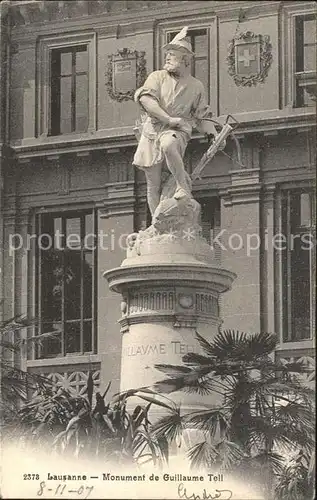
227;31;272;87
106;48;147;102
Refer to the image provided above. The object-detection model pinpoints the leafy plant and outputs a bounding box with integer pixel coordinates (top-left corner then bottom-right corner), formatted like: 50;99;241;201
2;320;314;498
1;316;174;468
150;330;315;499
274;449;315;500
0;316;54;420
5;373;175;468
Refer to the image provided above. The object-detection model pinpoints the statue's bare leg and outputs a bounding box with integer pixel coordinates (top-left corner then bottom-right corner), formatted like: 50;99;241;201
143;163;163;216
160;134;191;200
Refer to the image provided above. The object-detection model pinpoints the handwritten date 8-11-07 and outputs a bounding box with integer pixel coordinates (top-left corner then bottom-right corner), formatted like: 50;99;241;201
37;482;94;498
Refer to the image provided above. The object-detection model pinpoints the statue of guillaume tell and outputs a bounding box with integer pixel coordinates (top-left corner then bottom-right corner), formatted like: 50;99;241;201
133;27;226;218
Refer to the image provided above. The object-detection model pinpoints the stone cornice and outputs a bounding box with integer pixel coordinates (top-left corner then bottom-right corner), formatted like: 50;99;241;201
216;0;282;22
13;133;137;161
0;144;14;159
8;0;302;37
262;182;277;203
95;18;156;39
281;1;317;15
98;182;135;219
11;23;144;48
11;110;316;162
119;313;221;334
27;355;101;368
105;264;236;295
221;168;262;206
9;0;188;32
229;110;316;139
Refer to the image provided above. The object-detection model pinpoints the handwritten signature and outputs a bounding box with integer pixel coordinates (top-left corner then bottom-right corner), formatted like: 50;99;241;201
178;482;233;500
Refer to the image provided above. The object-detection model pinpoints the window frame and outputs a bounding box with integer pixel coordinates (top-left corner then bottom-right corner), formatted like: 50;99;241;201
50;45;89;136
274;183;316;349
155;15;218;115
35;209;98;360
36;32;96;138
294;14;317;108
197;195;221;243
283;5;316;109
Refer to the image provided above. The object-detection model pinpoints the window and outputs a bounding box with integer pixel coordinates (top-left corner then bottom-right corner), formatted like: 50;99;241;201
197;196;222;262
294;15;316;107
199;197;220;245
167;29;209;99
281;189;315;342
37;32;96;137
36;211;97;358
50;46;88;136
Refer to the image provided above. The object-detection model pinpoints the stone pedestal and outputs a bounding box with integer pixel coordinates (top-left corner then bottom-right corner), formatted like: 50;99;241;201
106;262;235;395
104;197;236;404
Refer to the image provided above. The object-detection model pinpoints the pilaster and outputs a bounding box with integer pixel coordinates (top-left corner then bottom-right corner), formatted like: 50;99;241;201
0;1;10;322
260;183;276;334
0;154;4;323
220;168;262;333
97;181;135;398
47;154;71;196
1;146;16;322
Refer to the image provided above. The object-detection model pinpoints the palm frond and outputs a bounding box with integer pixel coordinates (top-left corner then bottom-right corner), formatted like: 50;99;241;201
239;451;285;475
111;386;158;404
223;376;255;408
187;441;218;469
150;408;182;444
247;415;314;453
0;315;37;333
183;408;229;438
0;340;20;352
133;392;177;412
154;364;192;377
275;450;314;500
307;451;315;486
133;428;158;465
194;331;216;357
214;440;246;470
155;435;169;464
153;370;216;395
86;372;94;407
276;402;315;432
18;329;61;345
207;330;248;360
276;358;316;374
244;332;278;359
102;381;112;399
178;377;216;396
182;352;215;366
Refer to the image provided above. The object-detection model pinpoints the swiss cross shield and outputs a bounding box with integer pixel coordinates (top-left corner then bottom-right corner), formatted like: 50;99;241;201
228;31;272;87
235;36;261;75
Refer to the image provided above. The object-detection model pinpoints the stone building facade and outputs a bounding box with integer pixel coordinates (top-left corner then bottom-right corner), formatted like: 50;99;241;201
0;0;315;398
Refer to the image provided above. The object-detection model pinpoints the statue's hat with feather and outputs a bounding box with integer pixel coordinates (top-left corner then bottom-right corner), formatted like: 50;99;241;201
163;27;194;55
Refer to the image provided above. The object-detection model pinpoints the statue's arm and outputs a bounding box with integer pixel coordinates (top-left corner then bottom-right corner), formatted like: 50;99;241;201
139;95;185;129
139;95;171;125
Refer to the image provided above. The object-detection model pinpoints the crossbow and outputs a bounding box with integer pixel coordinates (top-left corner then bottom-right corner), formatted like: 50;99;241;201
191;114;243;181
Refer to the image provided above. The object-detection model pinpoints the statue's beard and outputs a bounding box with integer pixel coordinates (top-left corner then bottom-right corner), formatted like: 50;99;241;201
164;61;181;75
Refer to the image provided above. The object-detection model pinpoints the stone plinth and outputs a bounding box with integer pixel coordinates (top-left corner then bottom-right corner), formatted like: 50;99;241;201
104;230;236;402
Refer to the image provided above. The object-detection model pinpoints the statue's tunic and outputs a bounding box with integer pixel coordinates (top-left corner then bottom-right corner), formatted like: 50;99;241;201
133;70;212;168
